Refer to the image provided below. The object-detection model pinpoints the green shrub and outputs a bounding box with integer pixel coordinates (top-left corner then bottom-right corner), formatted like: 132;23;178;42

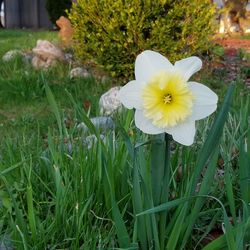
46;0;72;24
69;0;216;79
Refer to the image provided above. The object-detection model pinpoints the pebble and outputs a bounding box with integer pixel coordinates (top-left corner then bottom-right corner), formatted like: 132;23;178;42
70;67;91;79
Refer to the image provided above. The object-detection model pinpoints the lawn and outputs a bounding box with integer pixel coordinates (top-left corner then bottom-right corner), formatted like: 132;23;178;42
0;29;250;249
0;29;112;139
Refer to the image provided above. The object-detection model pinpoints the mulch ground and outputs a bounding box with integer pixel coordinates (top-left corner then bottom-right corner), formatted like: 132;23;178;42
216;38;250;51
212;38;250;88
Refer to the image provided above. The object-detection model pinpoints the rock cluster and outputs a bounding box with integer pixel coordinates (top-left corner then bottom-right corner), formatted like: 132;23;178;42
76;86;123;150
1;40;67;69
1;39;96;79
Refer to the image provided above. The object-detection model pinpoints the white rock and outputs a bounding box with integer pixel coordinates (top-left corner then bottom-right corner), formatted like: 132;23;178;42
99;86;122;116
2;49;23;62
70;67;91;79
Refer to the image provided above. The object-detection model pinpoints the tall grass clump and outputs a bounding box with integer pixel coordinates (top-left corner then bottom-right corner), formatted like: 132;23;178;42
1;81;250;249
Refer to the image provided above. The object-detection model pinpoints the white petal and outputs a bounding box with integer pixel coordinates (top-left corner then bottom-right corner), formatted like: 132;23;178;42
189;82;218;120
135;50;173;82
135;110;165;134
166;121;196;146
118;80;144;109
174;56;202;81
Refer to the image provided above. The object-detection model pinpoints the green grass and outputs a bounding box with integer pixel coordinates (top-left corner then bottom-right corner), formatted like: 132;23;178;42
0;29;57;55
0;29;112;139
0;29;114;249
0;29;250;249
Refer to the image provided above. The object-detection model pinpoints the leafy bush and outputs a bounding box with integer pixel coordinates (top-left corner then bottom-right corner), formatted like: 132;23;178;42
46;0;72;25
69;0;216;79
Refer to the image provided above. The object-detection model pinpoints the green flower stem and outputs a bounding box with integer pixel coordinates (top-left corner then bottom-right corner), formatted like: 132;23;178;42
159;134;171;248
151;134;166;206
151;133;171;248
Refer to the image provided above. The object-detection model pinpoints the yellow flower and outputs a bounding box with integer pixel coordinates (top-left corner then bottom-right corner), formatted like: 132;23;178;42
119;50;218;146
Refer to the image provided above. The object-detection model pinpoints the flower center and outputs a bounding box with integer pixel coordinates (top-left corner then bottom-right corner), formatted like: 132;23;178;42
142;71;194;128
163;93;172;104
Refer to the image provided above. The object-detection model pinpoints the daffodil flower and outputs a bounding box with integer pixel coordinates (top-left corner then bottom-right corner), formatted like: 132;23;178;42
119;50;218;146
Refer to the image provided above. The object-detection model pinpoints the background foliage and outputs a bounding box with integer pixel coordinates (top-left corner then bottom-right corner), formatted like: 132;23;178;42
69;0;216;78
46;0;72;25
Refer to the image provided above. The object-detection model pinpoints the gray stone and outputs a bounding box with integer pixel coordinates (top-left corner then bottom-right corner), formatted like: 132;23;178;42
99;86;122;116
65;53;74;63
64;142;73;155
70;67;91;79
77;116;115;133
2;50;23;62
83;134;106;149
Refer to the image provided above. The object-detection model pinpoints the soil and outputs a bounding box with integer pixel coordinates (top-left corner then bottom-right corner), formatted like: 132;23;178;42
213;38;250;88
216;38;250;51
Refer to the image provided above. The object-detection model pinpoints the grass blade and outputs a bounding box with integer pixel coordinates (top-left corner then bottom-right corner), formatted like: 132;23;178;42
239;137;250;205
189;84;235;196
26;184;37;242
45;84;62;137
181;148;219;247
